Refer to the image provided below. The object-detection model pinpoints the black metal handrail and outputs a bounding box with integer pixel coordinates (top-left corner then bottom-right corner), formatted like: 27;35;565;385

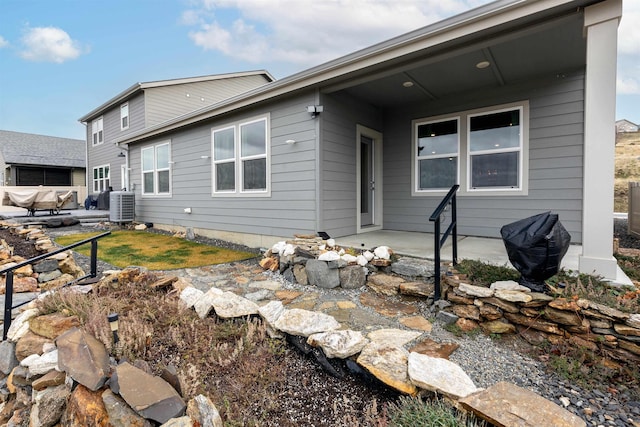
429;185;459;301
2;231;111;340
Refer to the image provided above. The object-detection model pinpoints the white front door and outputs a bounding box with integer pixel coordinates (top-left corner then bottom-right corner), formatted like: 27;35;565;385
357;125;383;232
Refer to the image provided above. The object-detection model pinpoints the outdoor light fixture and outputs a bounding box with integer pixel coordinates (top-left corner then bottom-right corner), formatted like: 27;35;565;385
307;105;323;118
402;81;414;88
108;313;119;344
476;61;491;69
117;151;126;158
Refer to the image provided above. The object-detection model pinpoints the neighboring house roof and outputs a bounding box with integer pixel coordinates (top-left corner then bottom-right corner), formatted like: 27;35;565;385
0;130;86;168
78;70;276;123
616;119;639;132
115;0;598;146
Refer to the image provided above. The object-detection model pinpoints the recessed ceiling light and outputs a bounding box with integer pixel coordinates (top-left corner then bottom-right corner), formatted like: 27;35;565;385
476;61;490;69
402;81;414;88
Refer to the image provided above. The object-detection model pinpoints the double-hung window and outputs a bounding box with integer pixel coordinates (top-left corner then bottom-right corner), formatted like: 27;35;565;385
412;101;527;196
120;103;129;130
468;107;522;190
415;118;459;191
92;117;103;145
212;115;270;196
142;141;171;196
92;165;109;192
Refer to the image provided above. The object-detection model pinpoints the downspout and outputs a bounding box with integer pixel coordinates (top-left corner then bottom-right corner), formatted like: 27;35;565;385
314;88;323;235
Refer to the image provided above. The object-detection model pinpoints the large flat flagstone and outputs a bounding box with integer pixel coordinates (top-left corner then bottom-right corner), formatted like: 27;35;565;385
407;352;477;399
273;308;340;337
459;381;586;427
356;342;417;395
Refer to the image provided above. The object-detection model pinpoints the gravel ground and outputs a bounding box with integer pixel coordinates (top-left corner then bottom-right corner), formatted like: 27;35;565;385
24;222;640;425
615;218;640;249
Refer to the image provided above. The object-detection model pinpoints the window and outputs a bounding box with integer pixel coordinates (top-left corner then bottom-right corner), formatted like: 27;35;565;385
412;102;528;196
120;103;129;130
212;115;270;196
468;108;521;190
415;118;459;191
92;165;110;193
92;117;103;145
142;141;171;196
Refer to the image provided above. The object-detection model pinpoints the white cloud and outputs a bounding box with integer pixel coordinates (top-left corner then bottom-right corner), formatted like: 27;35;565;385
618;76;640;95
19;26;85;63
184;0;491;66
0;36;8;48
619;3;640;55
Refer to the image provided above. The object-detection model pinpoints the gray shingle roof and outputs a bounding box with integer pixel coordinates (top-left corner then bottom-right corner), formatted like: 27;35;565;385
0;130;85;168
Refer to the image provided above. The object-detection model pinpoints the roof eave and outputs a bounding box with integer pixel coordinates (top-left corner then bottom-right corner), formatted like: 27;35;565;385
116;0;591;145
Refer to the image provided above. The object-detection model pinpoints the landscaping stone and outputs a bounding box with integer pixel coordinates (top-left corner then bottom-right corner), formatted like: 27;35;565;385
408;338;459;359
399;316;433;332
356;342;416;395
20;349;58;375
32;370;66;391
30;384;70;427
359;292;417;317
307;330;369;359
399;281;434;297
179;286;203;308
56;327;110;391
274;308;340;337
209;291;259;318
33;259;59;273
338;265;367;289
490;280;530;292
366;273;404;295
6;308;39;342
367;328;421;347
61;384;109;426
0;340;19;375
194;287;224;319
459;283;494;298
30;313;80;339
15;330;52;361
460;382;586;427
186;394;223;427
305;259;340;289
390;258;433;278
494;289;533;303
102;388;152;427
408;352;477;399
114;362;186;424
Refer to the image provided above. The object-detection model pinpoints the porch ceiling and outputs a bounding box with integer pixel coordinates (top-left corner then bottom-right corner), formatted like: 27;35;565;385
328;12;586;108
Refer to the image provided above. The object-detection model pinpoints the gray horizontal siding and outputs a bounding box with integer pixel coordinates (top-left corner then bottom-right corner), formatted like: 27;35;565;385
381;71;585;243
319;91;383;237
145;75;271;126
129;92;319;240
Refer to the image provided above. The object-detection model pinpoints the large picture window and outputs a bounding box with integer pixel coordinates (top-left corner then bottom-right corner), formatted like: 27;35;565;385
142;141;171;196
412;102;528;196
92;165;110;193
92;117;103;145
212;115;270;196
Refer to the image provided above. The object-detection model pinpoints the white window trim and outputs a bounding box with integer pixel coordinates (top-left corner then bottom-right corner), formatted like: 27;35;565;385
411;101;529;197
92;164;110;193
120;103;129;131
92;117;104;146
141;140;172;197
211;114;271;198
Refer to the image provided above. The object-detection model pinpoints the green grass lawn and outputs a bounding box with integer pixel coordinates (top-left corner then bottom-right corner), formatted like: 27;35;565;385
55;230;257;270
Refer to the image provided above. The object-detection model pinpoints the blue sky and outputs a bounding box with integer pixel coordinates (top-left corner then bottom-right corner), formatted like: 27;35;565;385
0;0;638;140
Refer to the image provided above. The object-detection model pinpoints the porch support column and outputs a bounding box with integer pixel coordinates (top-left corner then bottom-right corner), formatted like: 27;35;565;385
579;0;622;280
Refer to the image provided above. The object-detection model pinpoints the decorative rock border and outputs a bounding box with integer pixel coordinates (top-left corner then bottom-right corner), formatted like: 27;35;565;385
0;222;87;298
440;273;640;366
